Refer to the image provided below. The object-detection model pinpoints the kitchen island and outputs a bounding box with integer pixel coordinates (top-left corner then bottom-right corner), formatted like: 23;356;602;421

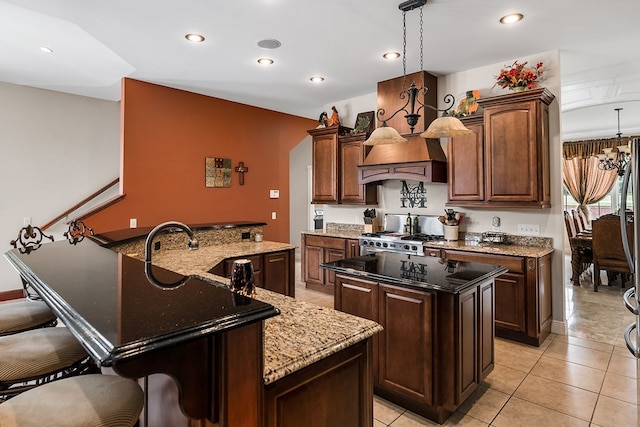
5;236;381;426
322;252;507;424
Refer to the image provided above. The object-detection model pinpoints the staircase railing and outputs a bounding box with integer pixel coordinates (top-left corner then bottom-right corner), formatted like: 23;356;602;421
41;178;122;231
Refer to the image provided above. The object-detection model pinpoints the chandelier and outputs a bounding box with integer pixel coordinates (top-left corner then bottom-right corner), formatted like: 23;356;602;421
598;108;630;176
364;0;473;146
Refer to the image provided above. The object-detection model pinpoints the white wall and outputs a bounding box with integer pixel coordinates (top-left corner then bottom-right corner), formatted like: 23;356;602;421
0;82;120;292
318;51;567;333
289;135;313;254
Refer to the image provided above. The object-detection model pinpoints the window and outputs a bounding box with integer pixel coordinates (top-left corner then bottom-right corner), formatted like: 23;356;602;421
563;174;632;219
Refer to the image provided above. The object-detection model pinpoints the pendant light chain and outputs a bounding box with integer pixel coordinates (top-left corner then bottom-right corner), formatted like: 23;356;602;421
419;6;424;72
402;10;407;90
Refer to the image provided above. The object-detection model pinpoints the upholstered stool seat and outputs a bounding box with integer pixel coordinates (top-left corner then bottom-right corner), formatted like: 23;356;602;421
0;328;93;398
0;299;57;336
0;374;144;427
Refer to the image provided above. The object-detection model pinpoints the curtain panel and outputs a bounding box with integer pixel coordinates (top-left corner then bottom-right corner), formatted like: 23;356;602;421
562;138;625;220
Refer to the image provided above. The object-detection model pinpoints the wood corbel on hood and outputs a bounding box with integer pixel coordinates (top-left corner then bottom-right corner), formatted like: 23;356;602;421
357;135;447;184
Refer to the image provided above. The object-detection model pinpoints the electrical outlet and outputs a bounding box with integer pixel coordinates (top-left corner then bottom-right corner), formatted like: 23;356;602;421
269;189;280;199
517;223;540;236
154;241;161;251
241;232;250;240
129;218;137;228
271;211;277;220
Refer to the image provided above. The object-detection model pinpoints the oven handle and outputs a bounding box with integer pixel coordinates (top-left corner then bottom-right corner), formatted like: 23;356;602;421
624;322;640;357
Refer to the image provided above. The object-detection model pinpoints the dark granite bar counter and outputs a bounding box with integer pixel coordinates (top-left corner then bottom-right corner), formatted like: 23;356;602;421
4;240;278;366
321;252;507;294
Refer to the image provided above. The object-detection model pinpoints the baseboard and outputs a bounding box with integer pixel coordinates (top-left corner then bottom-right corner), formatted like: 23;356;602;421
0;289;25;302
551;319;567;335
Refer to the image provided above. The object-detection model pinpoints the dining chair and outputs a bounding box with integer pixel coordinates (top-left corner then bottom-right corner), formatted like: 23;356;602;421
591;213;633;292
565;210;593;283
0;374;144;427
571;209;586;234
0;299;57;336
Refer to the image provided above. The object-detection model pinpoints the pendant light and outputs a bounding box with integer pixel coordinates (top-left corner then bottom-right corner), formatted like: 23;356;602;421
364;0;472;146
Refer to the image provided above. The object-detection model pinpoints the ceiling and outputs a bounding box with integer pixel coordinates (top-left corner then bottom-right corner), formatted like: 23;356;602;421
1;0;639;140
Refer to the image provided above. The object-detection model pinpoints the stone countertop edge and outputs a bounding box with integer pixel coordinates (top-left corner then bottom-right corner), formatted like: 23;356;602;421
424;240;554;258
143;242;382;385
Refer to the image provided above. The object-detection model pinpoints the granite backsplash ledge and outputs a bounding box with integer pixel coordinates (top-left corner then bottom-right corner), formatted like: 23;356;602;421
463;232;552;248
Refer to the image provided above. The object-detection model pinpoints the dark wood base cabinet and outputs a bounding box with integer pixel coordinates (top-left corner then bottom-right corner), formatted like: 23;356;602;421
301;234;359;294
264;339;373;427
443;250;552;346
335;274;494;424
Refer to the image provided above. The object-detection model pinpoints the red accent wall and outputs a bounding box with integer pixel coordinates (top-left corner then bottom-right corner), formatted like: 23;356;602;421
85;78;315;243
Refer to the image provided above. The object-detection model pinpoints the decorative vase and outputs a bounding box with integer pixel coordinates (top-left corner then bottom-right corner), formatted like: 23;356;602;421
230;259;255;297
512;86;526;93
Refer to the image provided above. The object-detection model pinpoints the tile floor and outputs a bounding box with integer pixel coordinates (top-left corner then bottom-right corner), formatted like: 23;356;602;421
293;255;639;426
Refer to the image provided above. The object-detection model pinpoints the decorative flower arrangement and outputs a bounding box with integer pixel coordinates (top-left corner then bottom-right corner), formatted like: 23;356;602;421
494;60;543;90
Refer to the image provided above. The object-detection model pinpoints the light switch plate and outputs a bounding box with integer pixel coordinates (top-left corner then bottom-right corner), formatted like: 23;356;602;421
269;190;279;199
271;211;277;219
129;218;137;228
517;223;539;236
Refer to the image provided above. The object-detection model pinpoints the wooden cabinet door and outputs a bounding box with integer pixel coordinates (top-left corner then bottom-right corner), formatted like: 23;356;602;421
494;272;526;333
484;101;539;202
457;286;479;405
335;275;378;321
303;245;324;286
378;284;433;405
448;121;485;202
324;248;347;288
339;136;378;205
479;280;495;378
263;251;290;296
311;132;339;204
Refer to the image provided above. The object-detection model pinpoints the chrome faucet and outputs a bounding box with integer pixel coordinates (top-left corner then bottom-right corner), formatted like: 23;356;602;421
145;221;199;263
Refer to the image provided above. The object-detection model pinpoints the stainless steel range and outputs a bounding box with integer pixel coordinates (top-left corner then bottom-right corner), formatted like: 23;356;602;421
359;214;444;256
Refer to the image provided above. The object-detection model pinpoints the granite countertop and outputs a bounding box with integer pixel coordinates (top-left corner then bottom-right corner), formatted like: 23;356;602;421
144;243;382;385
135;241;296;275
423;240;554;258
301;229;364;239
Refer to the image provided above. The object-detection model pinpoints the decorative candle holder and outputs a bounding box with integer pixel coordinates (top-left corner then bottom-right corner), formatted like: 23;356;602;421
230;259;256;297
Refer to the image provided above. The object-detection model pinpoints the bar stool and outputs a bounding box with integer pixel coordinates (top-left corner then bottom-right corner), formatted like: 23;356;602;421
0;374;144;427
0;299;57;336
0;328;97;400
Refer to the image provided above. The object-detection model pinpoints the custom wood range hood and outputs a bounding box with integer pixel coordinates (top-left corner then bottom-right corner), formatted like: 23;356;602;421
357;70;447;184
357;134;447;184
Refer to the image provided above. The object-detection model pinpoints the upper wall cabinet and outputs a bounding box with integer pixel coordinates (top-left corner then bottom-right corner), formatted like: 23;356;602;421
447;88;555;208
308;126;378;205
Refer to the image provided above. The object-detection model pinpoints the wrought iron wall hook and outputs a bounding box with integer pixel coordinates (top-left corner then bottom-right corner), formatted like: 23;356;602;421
64;220;94;245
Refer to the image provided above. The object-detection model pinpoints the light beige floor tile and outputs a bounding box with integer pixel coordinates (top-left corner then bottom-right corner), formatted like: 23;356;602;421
492;396;589;427
440;412;488;426
591;395;639;427
600;372;637;405
529;355;605;393
494;345;542;373
607;354;637;379
613;345;636;359
494;337;548;356
543;340;612;371
388;411;438;426
554;334;614;353
455;385;509;424
374;396;405;425
513;375;598;421
481;363;527;394
374;419;387;427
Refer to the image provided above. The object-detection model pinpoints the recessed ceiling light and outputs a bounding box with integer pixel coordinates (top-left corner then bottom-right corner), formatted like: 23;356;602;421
40;46;53;53
383;52;401;60
499;13;523;24
257;39;281;49
257;58;274;65
310;76;325;83
185;33;205;42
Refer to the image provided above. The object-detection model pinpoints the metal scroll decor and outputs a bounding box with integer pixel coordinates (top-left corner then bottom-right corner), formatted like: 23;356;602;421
10;225;54;254
400;180;427;208
64;220;94;245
